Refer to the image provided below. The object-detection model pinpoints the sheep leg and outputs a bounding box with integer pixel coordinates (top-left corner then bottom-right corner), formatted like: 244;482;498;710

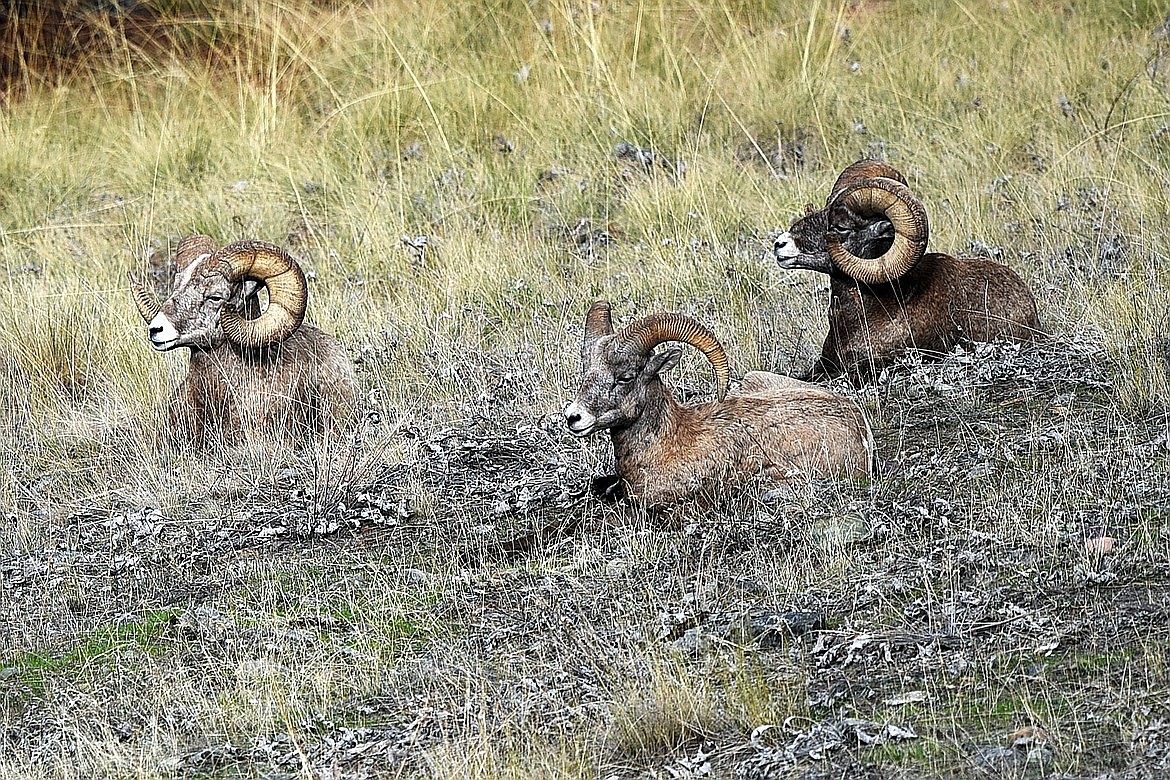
590;474;626;503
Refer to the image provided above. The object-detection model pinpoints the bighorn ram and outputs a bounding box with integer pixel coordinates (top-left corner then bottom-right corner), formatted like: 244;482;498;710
774;160;1041;383
130;235;357;446
564;301;873;508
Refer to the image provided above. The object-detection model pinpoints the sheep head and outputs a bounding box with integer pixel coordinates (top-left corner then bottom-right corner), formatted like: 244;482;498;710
130;236;308;352
564;301;730;437
773;160;915;280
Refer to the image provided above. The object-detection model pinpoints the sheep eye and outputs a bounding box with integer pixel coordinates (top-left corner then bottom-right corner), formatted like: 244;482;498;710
616;372;636;385
206;294;227;303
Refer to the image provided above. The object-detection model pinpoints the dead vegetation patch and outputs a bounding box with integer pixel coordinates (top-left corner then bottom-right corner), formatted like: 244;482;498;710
3;332;1169;777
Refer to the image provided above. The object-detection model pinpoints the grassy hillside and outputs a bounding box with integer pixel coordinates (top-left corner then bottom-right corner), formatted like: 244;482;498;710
2;1;1169;778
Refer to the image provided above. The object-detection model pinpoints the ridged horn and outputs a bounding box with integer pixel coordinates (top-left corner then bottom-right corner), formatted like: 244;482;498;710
616;312;730;401
210;240;308;348
128;273;160;324
174;234;217;269
826;178;928;285
829;160;907;203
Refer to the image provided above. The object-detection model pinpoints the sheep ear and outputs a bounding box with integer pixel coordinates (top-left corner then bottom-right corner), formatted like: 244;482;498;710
804;202;817;216
235;279;263;321
646;347;682;376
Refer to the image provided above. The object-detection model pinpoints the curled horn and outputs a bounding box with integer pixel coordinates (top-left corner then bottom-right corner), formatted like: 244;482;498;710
128;273;160;324
174;234;217;268
616;312;730;401
826;178;928;285
828;160;907;203
210;240;308;348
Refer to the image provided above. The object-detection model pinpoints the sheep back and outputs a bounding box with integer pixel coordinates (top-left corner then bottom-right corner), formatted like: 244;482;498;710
816;253;1041;381
612;373;872;506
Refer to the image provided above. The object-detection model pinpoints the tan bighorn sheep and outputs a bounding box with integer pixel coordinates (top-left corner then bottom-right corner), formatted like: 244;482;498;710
130;235;357;447
564;301;873;508
774;160;1042;383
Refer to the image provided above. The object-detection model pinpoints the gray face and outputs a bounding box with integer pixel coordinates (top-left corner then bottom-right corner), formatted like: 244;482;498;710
563;336;680;437
146;253;251;352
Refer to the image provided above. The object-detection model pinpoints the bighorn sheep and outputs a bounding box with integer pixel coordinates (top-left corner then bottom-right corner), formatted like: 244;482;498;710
130;235;357;447
774;160;1041;383
564;301;873;508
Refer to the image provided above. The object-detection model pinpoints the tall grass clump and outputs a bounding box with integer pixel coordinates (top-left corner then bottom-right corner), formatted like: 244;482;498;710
607;648;804;760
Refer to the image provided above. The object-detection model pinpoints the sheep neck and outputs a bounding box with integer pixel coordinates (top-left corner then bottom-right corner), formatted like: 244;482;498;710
186;343;221;362
609;381;684;478
187;341;283;367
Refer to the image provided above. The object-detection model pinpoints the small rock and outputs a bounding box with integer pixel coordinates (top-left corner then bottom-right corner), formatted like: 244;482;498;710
974;744;1016;770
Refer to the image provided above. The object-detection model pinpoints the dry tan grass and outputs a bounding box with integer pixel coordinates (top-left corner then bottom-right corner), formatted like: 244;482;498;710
1;1;1169;778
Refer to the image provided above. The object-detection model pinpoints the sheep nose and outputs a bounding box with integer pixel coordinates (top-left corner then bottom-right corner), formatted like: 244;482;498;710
773;231;800;260
149;325;165;339
563;402;596;436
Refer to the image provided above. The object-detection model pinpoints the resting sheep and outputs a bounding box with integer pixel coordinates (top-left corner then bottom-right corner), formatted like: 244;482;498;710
130;235;357;447
774;160;1041;383
563;301;873;508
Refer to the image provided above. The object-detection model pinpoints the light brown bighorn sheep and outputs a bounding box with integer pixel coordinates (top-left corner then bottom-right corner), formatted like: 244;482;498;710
130;235;357;447
564;301;873;508
774;160;1042;383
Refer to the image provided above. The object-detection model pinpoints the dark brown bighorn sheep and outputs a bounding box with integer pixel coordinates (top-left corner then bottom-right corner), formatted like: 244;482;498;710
564;301;873;508
774;160;1041;383
130;235;357;447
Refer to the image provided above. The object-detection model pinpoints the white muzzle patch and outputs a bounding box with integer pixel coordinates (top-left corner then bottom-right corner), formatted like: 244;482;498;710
773;231;799;259
563;401;597;437
148;313;180;351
